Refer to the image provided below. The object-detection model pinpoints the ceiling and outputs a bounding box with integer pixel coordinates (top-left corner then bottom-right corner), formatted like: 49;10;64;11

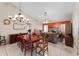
12;2;76;23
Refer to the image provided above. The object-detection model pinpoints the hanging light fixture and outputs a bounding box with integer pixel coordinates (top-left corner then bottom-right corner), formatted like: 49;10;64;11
43;11;48;33
43;11;48;24
13;2;27;24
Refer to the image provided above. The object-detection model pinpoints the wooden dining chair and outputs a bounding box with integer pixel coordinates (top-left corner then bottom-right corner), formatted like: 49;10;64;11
17;32;43;56
17;34;30;55
24;33;39;56
17;34;25;52
36;33;49;56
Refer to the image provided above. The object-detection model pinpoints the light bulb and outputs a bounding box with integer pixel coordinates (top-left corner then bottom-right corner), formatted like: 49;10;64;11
13;15;18;20
24;17;26;19
26;19;30;21
20;14;24;17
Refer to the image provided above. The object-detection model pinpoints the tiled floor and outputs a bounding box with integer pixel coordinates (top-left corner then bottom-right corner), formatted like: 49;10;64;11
48;43;74;56
0;42;74;56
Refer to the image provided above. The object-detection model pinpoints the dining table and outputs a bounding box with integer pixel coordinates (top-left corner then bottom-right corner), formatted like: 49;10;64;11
18;34;43;55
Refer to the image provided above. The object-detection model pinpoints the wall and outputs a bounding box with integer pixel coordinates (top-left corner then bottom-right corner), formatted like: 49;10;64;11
0;3;42;44
72;2;79;55
65;23;72;34
44;21;72;34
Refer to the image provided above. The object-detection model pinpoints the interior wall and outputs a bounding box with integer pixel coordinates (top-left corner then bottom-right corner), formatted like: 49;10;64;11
0;3;42;44
72;2;79;55
46;21;71;34
65;23;72;34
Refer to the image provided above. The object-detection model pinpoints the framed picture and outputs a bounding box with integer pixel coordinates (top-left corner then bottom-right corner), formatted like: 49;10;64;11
13;23;26;30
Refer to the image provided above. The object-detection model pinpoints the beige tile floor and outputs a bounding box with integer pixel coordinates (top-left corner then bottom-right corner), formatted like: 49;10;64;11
0;42;74;56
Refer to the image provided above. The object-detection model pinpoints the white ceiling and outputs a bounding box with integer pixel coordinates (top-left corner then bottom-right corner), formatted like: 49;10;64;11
12;2;76;22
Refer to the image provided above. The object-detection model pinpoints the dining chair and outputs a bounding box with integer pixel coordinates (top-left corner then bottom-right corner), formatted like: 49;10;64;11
17;33;38;56
36;33;49;56
17;34;25;52
24;33;39;56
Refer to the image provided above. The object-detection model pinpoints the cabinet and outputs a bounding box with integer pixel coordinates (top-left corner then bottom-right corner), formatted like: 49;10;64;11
9;33;27;44
65;35;73;47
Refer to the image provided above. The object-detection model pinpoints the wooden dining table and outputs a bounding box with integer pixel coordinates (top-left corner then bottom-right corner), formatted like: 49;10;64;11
18;34;43;55
23;35;43;43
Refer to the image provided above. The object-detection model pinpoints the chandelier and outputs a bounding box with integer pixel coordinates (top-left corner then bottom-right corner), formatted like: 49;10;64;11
13;13;25;23
12;2;30;24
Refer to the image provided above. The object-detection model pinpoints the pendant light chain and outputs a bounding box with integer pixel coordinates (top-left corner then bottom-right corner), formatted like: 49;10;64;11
43;11;48;24
44;11;47;22
19;2;21;14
